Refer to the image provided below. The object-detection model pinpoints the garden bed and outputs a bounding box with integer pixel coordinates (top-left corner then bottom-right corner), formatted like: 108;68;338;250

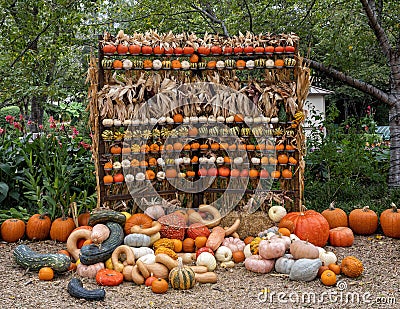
1;235;398;309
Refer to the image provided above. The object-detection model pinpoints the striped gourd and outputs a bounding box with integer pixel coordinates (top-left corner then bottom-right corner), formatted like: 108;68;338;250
169;257;196;290
87;210;126;226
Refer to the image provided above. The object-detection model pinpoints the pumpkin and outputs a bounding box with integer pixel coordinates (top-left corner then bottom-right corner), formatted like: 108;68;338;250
169;257;196;290
196;252;217;271
222;237;245;252
317;265;330;278
341;256;363;278
124;233;151;247
279;210;330;247
141;45;153;54
236;60;246;69
38;267;54;281
96;269;124;286
76;262;105;278
182;238;196;253
194;236;207;249
145;274;158;286
243;236;254;245
244;255;275;274
144;205;165;220
151;278;168;294
289;258;322;281
1;218;25;242
124;213;153;235
380;203;400;238
78;212;90;226
103;175;113;184
270;234;291;250
275;254;295;274
290;240;319;259
173;239;183;252
329;227;354;247
349;206;378;235
112;59;123;69
232;251;245;263
278;227;291;237
198;46;210;55
111;245;135;272
91;224;110;244
319;251;337;266
67;278;105;301
259;240;286;260
328;263;341;275
321;269;337;286
321;202;348;228
215;246;233;262
206;226;226;251
158;213;186;240
26;213;51;241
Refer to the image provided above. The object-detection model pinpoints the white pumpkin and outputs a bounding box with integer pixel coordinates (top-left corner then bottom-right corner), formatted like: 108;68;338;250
290;233;300;242
319;251;337;266
215;246;233;262
316;246;326;256
243;244;252;258
196;252;217;271
137;253;156;264
268;205;287;223
131;247;154;259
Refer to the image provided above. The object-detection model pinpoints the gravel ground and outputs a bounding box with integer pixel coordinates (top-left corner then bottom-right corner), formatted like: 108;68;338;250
0;235;399;309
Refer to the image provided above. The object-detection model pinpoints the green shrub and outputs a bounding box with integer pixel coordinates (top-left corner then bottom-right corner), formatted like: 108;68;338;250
0;106;20;127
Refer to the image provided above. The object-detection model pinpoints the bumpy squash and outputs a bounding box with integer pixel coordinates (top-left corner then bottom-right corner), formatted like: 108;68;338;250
124;233;151;247
67;278;105;301
158;213;186;240
187;223;211;239
88;209;126;226
289;258;322;281
79;222;124;265
155;247;178;259
169;257;196;290
14;245;70;272
222;237;245;252
153;238;175;251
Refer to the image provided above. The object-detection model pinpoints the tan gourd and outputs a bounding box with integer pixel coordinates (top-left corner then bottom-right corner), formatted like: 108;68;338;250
195;272;218;283
189;265;208;273
224;219;240;236
122;265;134;281
145;262;169;279
149;232;161;245
131;265;144;285
136;260;150;278
177;253;196;264
188;204;221;228
66;229;92;261
111;245;135;272
91;224;110;244
131;221;162;236
155;253;179;270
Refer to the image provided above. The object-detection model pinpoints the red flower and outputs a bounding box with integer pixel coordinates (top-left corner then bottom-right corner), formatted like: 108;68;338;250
0;127;4;135
5;115;14;124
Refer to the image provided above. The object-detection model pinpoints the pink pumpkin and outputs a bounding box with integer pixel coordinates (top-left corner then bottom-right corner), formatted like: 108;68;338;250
244;255;275;274
258;240;286;260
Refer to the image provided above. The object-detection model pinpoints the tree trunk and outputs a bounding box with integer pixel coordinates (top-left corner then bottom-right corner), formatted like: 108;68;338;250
29;96;44;132
388;101;400;187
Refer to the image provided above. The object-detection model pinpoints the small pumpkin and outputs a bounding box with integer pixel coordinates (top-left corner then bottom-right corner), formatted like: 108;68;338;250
124;213;153;235
232;251;245;263
50;216;76;242
151;278;168;294
321;202;348;228
215;246;233;262
319;251;337;266
182;238;196;253
321;269;337;286
349;206;378;235
78;212;90;226
169;257;196;290
244;255;275;274
194;236;207;249
38;267;54;281
1;219;25;242
96;269;124;286
259;240;286;260
340;256;363;278
26;213;52;241
329;227;354;247
328;263;341;275
196;252;217;271
380;203;400;238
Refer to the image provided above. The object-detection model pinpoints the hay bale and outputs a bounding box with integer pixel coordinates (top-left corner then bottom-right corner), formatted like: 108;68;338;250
220;210;275;238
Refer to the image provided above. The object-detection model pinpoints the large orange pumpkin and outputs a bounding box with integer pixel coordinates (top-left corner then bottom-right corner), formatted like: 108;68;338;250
50;216;76;242
124;213;153;235
26;214;52;240
278;210;330;247
348;206;378;235
380;203;400;238
1;219;25;242
321;203;348;228
328;227;354;247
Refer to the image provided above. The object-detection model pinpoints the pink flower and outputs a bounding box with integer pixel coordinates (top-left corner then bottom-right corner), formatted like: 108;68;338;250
0;127;4;135
50;122;57;129
13;122;22;131
5;115;14;124
39;125;43;130
345;124;350;129
27;120;32;125
19;114;24;121
60;124;65;131
364;126;369;132
80;141;91;150
72;127;79;136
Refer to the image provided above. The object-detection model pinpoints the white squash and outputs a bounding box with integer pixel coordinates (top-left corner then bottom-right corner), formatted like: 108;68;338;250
196;252;217;271
131;247;154;259
243;244;252;258
319;251;337;266
268;205;287;223
137;253;156;264
214;246;233;262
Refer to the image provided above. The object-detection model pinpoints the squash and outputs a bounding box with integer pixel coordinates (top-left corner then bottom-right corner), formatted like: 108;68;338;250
196;252;217;271
269;234;291;250
66;229;92;261
88;209;126;226
13;244;70;272
195;272;217;284
76;262;105;278
221;261;235;268
290;240;319;259
289;258;322;281
224;218;240;236
124;233;151;247
169;257;196;289
206;226;226;251
155;253;179;270
243;244;252;258
214;246;233;262
132;265;145;285
268;205;287;223
319;251;337;266
1;219;25;242
275;254;295;274
96;269;124;286
155;247;178;259
329;227;354;247
187;223;211;239
111;245;135;272
188;204;221;228
177;253;196;265
136;260;150;278
189;265;208;273
145;262;169;279
158;213;186;240
137;253;156;264
149;232;161;245
222;237;245;252
131;221;161;236
91;224;110;244
67;278;105;301
151;278;168;294
122;265;134;281
131;247;154;259
341;256;363;278
79;222;124;265
244;255;274;274
258;240;286;260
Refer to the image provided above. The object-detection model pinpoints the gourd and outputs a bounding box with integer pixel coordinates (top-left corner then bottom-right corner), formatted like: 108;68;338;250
214;246;233;262
67;229;92;261
188;204;222;228
177;252;196;265
132;265;145;285
123;265;134;281
206;226;226;251
91;224;110;244
136;260;150;278
258;240;286;260
290;240;319;259
149;232;161;245
153;238;175;250
223;219;240;236
268;205;287;223
96;269;124;286
144;205;165;220
76;262;105;278
137;253;156;264
195;272;217;284
196;252;217;271
275;254;295;274
14;244;70;272
244;255;275;274
221;261;235;268
131;247;154;259
189;265;208;273
79;222;124;265
222;237;245;252
243;244;252;258
340;256;363;278
289;258;322;281
169;257;196;290
155;253;179;270
155;247;178;259
158;213;186;240
124;233;151;247
319;251;337;266
187;223;210;239
145;262;169;279
131;221;161;236
111;245;135;272
67;278;105;301
87;209;126;226
269;234;291;250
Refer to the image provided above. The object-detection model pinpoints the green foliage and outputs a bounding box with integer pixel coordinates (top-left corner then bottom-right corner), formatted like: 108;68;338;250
0;206;31;224
0;106;20;127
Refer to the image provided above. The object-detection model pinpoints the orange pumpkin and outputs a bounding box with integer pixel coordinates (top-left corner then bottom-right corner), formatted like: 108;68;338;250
173;239;183;252
182;238;196;252
285;144;296;151
148;157;157;166
191;143;200;150
165;168;178;179
188;127;198;136
38;267;54;281
223;156;231;164
249;169;259;178
210;143;220;150
328;263;341;275
173;142;183;151
194;236;207;249
26;214;52;241
103;44;116;54
117;44;128;54
348;206;378;235
275;46;284;53
232;251;245;263
321;269;336;286
236;60;246;69
230;169;240;177
173;114;183;123
380;203;400;238
278;210;330;247
259;169;269;179
153;46;165;55
321;203;348;228
124;213;153;235
264;46;275;53
103;175;113;184
183;144;191;151
218;166;230;177
113;173;124;183
172;60;181;69
207;61;217;69
288;157;298;165
110;145;122;154
243;236;254;245
281;169;292;179
275;144;285;151
0;219;25;242
128;44;141;55
146;170;156;180
189;53;199;63
186;171;196;178
277;154;289;164
112;60;123;69
271;170;280;179
191;156;199;163
246;144;255;151
50;216;76;242
329;227;354;247
141;46;153;54
234;114;244;122
278;227;291;237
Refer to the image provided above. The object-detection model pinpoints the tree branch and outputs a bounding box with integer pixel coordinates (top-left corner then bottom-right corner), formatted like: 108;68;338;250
242;0;253;33
360;0;391;60
191;4;229;36
306;58;393;106
296;0;316;28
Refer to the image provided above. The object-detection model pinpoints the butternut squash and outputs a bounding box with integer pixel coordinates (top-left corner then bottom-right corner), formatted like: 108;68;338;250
132;265;144;285
91;224;110;244
145;262;169;279
67;229;92;261
224;219;240;236
131;221;161;236
206;226;226;251
111;245;135;272
122;265;134;281
155;253;178;270
189;265;208;273
195;272;218;283
136;260;150;278
188;204;221;228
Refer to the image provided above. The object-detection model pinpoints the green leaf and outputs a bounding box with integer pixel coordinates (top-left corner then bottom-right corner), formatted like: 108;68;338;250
0;182;9;202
